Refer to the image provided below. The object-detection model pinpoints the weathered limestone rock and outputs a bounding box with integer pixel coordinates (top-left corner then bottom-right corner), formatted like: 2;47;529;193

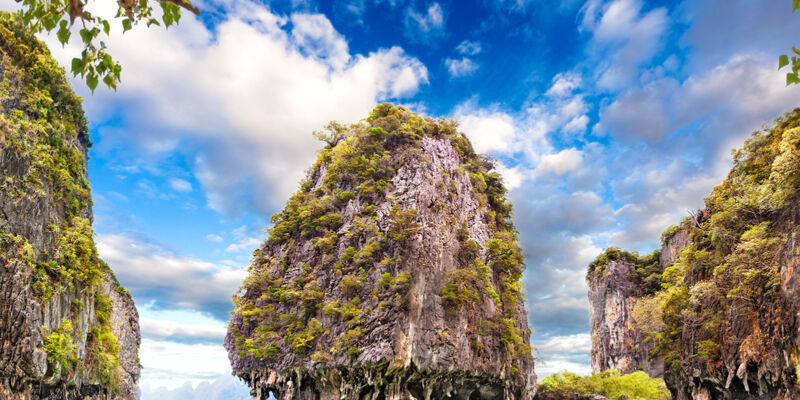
226;104;536;399
589;110;800;399
587;259;664;378
0;13;139;399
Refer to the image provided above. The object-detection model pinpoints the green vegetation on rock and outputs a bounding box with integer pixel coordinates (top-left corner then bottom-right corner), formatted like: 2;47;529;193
588;247;662;295
228;103;533;388
0;12;132;393
537;370;670;400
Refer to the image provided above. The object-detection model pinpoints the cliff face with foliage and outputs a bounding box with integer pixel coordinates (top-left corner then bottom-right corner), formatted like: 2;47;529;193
586;247;666;378
0;13;140;399
225;104;535;399
589;109;800;400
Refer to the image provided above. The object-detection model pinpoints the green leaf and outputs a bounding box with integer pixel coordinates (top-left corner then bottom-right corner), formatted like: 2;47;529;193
793;47;800;57
79;28;93;45
787;72;800;86
780;54;790;70
102;53;113;69
122;19;132;33
86;73;99;92
70;58;85;76
162;12;173;27
794;0;799;12
102;74;116;90
56;20;70;45
102;20;110;36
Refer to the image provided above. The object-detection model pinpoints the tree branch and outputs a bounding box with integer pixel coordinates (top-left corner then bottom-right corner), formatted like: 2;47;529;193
160;0;201;16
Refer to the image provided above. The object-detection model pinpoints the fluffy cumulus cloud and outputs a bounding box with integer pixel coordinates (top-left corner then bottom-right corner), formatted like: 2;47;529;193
579;0;669;90
445;57;479;78
140;318;226;345
42;1;428;217
456;40;482;56
404;2;446;42
534;333;593;376
446;1;800;376
533;148;584;177
168;178;192;193
453;105;519;154
140;374;250;400
138;339;236;389
96;233;247;320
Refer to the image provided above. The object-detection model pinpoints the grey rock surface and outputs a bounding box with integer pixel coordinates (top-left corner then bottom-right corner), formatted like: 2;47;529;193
226;105;536;399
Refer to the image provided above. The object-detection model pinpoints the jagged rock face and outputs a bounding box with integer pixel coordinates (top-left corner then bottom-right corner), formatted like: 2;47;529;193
587;259;664;378
226;104;536;400
590;109;800;400
0;14;140;399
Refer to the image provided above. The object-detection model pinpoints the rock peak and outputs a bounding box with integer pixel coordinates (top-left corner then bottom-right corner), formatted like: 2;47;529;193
226;104;536;399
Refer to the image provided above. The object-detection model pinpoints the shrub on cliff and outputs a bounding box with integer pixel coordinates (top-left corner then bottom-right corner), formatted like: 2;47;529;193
537;370;670;400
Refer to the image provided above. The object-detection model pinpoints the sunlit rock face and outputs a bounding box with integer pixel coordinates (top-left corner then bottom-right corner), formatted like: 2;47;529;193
587;257;665;378
0;13;140;400
589;110;800;400
225;104;536;400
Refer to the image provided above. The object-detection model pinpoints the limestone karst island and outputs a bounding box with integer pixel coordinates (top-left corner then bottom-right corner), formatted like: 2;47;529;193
0;1;799;400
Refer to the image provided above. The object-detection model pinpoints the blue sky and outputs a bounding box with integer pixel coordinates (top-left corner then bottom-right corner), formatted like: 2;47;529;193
3;0;799;397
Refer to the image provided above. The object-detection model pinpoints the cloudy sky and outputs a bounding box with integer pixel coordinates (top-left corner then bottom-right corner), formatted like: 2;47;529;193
4;0;799;396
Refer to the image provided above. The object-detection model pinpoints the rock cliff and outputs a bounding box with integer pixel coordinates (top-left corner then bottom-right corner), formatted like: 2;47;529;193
589;109;800;399
0;13;140;399
225;104;536;399
586;250;665;378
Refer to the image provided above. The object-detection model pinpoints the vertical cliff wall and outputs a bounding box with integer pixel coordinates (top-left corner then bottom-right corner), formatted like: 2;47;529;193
589;109;800;400
587;226;693;379
0;13;140;399
225;104;536;400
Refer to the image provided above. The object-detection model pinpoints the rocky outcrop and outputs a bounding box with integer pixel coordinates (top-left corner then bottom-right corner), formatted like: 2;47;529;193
587;258;664;378
589;109;800;399
0;13;139;399
226;104;536;399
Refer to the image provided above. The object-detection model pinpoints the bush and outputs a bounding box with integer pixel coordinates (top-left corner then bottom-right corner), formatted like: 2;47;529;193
43;318;78;376
537;370;670;400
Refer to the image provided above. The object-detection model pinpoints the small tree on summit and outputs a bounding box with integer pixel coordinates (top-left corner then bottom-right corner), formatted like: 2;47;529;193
11;0;199;91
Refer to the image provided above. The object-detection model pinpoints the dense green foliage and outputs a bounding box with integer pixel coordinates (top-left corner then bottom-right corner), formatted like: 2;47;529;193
650;110;800;372
605;109;800;394
230;104;531;372
0;14;127;390
12;0;197;91
588;248;662;295
537;370;670;400
42;318;79;377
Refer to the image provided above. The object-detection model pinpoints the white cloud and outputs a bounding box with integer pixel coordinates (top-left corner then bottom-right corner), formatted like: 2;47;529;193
533;148;584;177
495;164;524;190
140;318;227;344
598;55;800;144
536;333;592;354
205;234;224;243
445;57;479;78
140;373;250;400
139;339;234;389
456;40;482;56
169;178;193;193
96;233;247;319
290;13;351;70
545;72;581;98
452;105;517;153
580;0;669;90
404;2;445;41
225;237;262;254
43;3;428;217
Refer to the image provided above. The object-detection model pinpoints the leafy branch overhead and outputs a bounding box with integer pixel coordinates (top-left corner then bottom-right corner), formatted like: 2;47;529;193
780;0;800;85
15;0;199;91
